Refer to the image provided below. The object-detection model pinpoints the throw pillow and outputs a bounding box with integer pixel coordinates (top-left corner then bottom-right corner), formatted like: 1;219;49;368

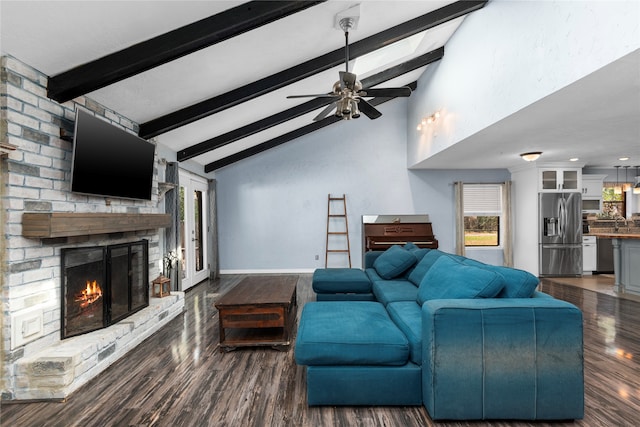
417;256;506;305
373;245;418;279
404;242;419;251
462;259;540;298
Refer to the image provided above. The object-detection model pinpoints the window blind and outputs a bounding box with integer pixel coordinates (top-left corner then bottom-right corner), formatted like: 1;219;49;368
463;184;502;214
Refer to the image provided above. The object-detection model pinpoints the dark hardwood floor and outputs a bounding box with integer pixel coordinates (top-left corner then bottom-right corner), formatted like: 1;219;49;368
2;274;639;427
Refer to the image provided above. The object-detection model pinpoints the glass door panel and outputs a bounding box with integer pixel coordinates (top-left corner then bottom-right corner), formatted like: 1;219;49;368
194;189;204;272
178;170;209;290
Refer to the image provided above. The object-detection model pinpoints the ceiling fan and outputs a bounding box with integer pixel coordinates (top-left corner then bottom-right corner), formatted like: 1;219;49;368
287;16;412;121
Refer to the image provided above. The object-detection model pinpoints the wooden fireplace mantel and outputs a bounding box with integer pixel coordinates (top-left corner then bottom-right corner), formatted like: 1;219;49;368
22;212;171;238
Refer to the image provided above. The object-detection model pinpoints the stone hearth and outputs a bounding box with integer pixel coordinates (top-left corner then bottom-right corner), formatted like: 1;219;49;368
14;293;184;400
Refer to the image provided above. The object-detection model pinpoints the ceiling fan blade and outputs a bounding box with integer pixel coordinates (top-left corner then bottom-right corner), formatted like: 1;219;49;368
339;71;357;90
360;87;412;97
358;99;382;120
313;102;338;121
287;94;340;99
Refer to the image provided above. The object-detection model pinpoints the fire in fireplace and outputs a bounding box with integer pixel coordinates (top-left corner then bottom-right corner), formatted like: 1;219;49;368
61;240;149;339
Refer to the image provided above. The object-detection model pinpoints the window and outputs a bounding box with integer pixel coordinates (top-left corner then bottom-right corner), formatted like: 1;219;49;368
463;184;502;247
601;185;625;218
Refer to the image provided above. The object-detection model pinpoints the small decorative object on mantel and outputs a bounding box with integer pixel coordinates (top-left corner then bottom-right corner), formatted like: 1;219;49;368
151;275;171;298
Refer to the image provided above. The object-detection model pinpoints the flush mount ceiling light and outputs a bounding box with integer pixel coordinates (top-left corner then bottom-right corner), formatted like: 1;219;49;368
520;151;542;162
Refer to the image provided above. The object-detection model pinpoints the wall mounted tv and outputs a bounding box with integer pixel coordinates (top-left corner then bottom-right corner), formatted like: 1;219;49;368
71;109;155;201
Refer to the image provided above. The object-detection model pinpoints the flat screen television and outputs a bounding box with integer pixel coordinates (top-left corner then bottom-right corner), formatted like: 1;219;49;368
70;109;155;201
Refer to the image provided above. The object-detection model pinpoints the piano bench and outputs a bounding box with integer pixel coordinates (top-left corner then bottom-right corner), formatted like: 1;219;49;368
312;268;374;301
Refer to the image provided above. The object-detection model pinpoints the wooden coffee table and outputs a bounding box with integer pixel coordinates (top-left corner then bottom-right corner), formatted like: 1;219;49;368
214;275;298;351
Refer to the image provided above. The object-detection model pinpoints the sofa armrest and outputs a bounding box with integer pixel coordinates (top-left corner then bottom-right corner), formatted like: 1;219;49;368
421;298;584;420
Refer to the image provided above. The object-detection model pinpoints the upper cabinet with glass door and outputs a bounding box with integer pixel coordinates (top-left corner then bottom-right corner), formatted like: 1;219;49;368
538;168;582;192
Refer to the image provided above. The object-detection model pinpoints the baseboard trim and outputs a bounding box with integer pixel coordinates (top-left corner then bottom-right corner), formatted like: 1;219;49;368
220;268;316;275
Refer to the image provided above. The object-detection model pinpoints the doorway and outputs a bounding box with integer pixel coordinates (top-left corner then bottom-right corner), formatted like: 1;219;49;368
179;170;209;290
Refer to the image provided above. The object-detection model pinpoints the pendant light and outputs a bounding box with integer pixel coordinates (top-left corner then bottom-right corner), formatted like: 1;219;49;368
634;166;640;195
614;166;622;195
623;166;631;191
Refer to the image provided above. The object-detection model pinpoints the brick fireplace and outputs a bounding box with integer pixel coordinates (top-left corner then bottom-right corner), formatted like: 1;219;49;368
1;56;185;401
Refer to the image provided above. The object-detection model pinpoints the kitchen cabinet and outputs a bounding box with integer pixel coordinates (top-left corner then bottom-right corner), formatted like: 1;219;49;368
581;174;606;213
583;236;597;272
582;175;605;198
539;168;581;192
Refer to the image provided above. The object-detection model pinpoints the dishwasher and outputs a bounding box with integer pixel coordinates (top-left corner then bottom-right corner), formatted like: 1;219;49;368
595;237;614;274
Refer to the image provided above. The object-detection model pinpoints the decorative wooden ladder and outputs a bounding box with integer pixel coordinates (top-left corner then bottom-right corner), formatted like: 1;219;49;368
325;194;352;268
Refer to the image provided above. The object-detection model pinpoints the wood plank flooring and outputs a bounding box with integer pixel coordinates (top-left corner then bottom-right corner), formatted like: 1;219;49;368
2;274;639;426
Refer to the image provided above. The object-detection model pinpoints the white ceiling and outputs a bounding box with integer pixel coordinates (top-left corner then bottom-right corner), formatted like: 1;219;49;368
417;48;640;170
2;1;638;174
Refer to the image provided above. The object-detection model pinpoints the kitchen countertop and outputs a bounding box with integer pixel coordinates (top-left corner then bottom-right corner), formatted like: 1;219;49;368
587;232;640;239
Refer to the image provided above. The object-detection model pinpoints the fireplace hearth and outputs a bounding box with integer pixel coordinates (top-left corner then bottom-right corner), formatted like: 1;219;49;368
61;240;149;339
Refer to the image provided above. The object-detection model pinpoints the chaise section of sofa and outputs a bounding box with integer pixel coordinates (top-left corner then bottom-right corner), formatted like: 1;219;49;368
299;244;585;420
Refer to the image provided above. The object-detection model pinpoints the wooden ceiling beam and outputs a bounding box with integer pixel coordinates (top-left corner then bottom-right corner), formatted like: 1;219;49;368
178;48;443;162
204;82;418;172
140;1;488;138
47;1;325;102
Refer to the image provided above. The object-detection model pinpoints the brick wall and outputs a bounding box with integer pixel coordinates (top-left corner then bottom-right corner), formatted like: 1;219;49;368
1;55;166;399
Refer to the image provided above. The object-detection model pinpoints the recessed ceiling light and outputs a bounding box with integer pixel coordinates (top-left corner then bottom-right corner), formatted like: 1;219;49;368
619;157;630;161
569;158;579;162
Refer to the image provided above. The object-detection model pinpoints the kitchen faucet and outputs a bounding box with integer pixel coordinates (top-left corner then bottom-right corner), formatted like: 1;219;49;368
614;216;628;233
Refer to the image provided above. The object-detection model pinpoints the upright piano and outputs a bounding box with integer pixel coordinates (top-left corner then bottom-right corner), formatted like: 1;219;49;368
362;215;438;252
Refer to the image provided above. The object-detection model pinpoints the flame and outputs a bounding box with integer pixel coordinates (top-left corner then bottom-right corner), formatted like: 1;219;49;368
75;280;103;309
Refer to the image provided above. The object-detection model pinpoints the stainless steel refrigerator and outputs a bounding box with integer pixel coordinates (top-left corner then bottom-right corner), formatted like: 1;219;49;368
539;192;583;276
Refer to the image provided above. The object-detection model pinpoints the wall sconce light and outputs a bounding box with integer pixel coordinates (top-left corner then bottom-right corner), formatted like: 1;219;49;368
520;151;542;162
416;111;440;131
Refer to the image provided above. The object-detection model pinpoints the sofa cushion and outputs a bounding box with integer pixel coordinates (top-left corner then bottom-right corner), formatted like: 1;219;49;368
372;279;419;306
462;259;539;298
386;301;422;365
402;248;431;278
295;301;410;366
408;249;449;285
312;268;372;294
417;256;506;305
373;245;417;279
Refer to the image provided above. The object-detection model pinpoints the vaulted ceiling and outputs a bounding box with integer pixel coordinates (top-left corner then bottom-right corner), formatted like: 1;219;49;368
1;1;488;174
3;1;638;174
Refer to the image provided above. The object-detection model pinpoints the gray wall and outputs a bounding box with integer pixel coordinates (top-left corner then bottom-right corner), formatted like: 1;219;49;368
215;100;509;273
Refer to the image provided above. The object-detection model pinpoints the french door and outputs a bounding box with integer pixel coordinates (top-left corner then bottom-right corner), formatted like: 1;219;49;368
179;170;209;290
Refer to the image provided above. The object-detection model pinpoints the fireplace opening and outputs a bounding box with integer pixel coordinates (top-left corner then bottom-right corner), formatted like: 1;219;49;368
61;240;149;339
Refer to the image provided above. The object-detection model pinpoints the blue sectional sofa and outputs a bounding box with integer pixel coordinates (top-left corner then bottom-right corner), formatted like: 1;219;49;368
295;245;584;420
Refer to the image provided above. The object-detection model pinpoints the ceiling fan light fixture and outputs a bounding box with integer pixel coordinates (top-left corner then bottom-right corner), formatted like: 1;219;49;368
289;7;410;123
520;151;542;162
351;100;360;119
